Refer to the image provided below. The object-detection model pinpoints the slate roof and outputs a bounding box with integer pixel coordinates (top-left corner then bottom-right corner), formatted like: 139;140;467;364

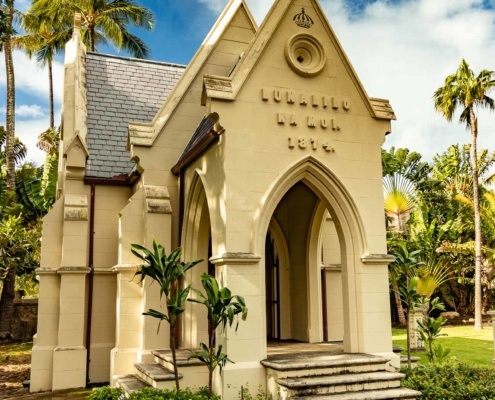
85;52;186;178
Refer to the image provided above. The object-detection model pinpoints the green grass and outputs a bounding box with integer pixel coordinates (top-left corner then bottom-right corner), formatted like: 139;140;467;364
0;341;32;364
392;326;495;366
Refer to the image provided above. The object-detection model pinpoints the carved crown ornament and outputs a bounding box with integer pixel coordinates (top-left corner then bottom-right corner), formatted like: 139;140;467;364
293;8;314;29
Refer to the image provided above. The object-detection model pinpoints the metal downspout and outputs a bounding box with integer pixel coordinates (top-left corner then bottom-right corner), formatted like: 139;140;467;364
179;170;185;246
86;183;96;385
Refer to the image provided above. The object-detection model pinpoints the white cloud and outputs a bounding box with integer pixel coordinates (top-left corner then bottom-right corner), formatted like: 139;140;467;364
323;0;495;160
0;51;64;166
0;51;64;105
15;0;32;12
15;117;54;167
197;0;272;23
0;104;46;118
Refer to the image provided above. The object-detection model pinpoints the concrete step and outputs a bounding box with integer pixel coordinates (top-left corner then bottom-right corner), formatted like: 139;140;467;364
278;371;404;396
400;355;420;362
290;387;421;400
152;349;209;389
134;362;181;389
114;374;151;395
152;349;204;369
262;353;390;379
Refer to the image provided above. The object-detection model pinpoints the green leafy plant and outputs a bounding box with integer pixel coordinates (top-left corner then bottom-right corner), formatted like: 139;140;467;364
239;384;271;400
87;386;124;400
189;273;248;396
417;297;448;363
128;387;219;400
432;343;451;362
403;360;495;399
398;276;420;368
132;241;201;389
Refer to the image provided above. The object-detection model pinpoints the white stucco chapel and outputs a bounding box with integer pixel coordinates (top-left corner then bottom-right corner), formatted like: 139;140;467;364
30;0;418;398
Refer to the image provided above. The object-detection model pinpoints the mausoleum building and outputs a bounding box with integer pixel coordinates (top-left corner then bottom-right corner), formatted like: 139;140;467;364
30;0;411;398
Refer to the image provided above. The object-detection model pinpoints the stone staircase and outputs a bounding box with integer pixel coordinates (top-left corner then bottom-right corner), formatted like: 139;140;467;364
393;346;420;368
261;352;421;400
114;349;208;395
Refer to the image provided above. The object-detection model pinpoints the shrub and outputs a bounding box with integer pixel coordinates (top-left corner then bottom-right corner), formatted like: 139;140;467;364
87;386;124;400
402;360;495;399
128;387;219;400
239;384;271;400
87;386;219;400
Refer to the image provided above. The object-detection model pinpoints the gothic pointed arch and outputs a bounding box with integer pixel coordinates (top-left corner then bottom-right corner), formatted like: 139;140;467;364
253;155;369;352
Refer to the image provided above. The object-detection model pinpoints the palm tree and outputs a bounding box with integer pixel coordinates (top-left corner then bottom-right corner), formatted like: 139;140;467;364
0;0;17;339
36;127;59;207
30;0;154;58
433;59;495;330
384;172;417;233
388;240;420;326
0;0;16;193
16;13;71;129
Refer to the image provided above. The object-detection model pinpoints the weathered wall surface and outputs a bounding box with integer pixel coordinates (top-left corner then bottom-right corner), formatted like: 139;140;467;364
12;299;38;341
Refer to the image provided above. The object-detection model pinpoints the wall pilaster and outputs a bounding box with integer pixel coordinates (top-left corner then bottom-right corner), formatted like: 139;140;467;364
210;253;266;400
110;264;143;382
142;185;173;356
52;267;89;390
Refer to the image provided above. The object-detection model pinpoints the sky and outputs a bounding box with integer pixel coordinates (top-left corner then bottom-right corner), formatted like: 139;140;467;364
1;0;495;166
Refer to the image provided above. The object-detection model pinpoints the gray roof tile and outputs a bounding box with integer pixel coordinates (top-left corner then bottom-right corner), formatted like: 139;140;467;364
85;52;186;178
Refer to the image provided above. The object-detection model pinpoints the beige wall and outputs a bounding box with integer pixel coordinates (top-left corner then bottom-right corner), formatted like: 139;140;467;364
35;0;397;395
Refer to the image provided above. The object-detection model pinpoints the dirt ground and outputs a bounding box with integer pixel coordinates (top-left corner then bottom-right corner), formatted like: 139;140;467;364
0;340;31;399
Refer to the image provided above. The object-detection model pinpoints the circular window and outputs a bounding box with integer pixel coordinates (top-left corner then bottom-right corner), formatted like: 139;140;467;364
285;34;326;77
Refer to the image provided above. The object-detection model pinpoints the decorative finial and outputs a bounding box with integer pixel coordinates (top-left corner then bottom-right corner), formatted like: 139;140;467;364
74;13;82;35
293;8;314;29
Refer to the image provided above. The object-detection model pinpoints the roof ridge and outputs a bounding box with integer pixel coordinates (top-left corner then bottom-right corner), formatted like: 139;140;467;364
86;51;187;69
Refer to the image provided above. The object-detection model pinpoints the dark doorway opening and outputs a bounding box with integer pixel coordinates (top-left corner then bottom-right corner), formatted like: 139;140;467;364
265;233;281;340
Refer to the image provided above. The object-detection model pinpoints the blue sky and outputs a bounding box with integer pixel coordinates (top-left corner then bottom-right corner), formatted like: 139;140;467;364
1;0;495;166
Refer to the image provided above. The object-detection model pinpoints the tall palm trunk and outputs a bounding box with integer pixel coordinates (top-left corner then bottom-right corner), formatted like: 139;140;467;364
88;25;95;51
0;266;16;335
0;0;17;338
391;274;407;326
207;320;215;396
48;58;54;129
169;281;180;389
4;0;15;192
470;107;483;330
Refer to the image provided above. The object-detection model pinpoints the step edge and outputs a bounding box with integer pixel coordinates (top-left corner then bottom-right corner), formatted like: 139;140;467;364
114;374;151;393
134;362;182;381
289;387;422;400
277;372;405;388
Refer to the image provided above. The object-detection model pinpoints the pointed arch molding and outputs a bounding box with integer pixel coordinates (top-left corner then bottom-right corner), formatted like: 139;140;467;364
252;155;368;258
182;169;211;255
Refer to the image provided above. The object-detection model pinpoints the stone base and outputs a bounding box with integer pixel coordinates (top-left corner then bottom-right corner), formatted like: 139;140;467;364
89;343;114;384
52;346;87;390
218;362;266;400
30;344;55;392
110;347;140;385
373;352;401;370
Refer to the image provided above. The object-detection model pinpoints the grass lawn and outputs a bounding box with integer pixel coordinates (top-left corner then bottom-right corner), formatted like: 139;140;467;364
0;341;33;398
392;325;495;366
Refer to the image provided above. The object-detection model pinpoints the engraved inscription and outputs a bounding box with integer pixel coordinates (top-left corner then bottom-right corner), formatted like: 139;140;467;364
288;137;336;153
277;113;339;131
261;87;351;132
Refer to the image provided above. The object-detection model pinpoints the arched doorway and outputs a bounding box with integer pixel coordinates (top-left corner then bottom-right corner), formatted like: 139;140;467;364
181;172;213;349
254;156;368;355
